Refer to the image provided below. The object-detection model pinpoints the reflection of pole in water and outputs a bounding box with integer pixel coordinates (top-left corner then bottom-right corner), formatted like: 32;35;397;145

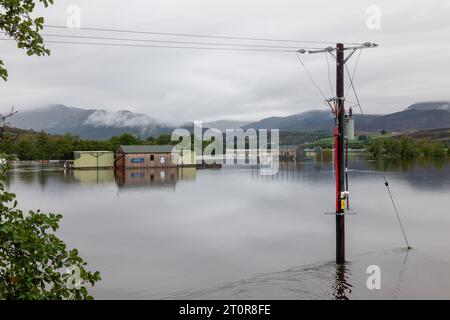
393;248;410;300
251;161;317;182
332;263;352;300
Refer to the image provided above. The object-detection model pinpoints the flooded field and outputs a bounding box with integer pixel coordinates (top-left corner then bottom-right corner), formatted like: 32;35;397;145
5;158;450;299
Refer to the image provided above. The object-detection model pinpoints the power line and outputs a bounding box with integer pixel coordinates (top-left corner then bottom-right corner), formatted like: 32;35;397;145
345;48;362;98
0;38;300;52
295;52;333;111
324;52;335;98
345;49;364;115
38;33;322;50
44;24;364;46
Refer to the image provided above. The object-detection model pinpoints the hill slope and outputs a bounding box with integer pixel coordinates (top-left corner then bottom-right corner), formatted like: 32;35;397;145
8;101;450;139
243;102;450;132
10;104;176;140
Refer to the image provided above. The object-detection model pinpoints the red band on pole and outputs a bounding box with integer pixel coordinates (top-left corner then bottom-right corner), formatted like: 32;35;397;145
334;126;339;212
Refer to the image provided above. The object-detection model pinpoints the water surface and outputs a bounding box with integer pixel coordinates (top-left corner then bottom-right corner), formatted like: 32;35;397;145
5;159;450;299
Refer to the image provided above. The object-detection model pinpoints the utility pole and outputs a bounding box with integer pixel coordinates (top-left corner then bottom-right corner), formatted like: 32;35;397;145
298;41;377;264
335;43;345;264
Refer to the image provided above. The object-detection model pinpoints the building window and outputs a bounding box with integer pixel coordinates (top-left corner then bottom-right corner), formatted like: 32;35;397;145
150;155;154;161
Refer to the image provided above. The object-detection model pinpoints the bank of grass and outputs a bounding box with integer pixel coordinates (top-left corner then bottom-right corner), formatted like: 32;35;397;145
306;136;366;149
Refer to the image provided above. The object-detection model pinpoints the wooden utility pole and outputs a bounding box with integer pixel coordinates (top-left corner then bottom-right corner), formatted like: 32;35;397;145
335;43;345;264
298;41;377;264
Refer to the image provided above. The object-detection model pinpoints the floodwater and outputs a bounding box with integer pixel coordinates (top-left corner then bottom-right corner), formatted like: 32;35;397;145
4;158;450;299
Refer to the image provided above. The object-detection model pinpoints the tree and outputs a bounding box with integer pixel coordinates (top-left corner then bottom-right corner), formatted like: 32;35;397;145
35;131;50;160
16;134;36;160
145;136;156;145
156;134;172;145
0;156;101;299
367;138;383;158
55;134;75;160
118;133;140;145
109;136;120;151
1;1;101;299
400;137;418;159
0;0;54;81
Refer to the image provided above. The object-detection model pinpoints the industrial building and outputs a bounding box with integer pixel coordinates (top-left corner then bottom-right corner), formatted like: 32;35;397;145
115;145;176;169
73;151;114;169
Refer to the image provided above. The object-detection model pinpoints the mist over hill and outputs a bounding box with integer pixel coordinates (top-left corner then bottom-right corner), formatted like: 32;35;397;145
10;104;179;140
7;101;450;139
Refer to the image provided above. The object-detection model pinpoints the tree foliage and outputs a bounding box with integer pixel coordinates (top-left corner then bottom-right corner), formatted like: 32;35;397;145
0;131;181;161
367;137;448;159
0;156;101;299
0;0;54;80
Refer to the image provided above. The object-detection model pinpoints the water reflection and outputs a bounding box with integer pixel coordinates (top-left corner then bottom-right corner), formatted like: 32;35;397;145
115;168;178;189
368;157;449;172
155;249;422;300
114;167;197;189
332;263;352;300
250;161;334;183
4;158;450;299
248;159;450;190
65;167;199;189
73;169;115;185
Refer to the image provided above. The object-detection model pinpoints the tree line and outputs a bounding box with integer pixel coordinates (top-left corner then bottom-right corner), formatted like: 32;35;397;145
0;131;176;161
366;137;449;159
1;129;448;161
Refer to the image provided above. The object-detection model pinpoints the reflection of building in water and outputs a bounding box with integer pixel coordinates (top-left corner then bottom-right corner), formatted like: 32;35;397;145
178;167;197;181
115;167;196;188
73;169;115;184
279;145;299;160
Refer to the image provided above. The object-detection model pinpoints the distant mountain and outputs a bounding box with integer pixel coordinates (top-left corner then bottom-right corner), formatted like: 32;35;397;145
406;101;450;112
11;104;95;132
360;109;450;131
243;102;450;132
8;101;450;139
10;104;177;140
204;120;251;130
243;110;334;131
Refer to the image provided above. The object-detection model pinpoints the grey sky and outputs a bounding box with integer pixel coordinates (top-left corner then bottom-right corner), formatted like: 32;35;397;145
0;0;449;122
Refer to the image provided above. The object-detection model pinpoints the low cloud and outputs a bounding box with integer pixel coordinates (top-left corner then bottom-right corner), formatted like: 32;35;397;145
84;110;158;128
83;109;188;130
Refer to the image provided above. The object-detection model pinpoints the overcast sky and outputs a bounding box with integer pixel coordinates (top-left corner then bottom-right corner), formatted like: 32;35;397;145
0;0;449;122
